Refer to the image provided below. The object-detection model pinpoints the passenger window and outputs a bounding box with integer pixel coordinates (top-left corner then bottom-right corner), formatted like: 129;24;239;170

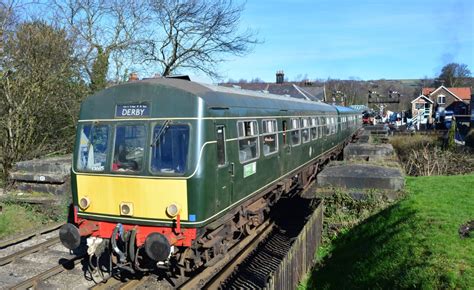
325;117;330;135
237;120;259;163
216;125;226;166
77;124;109;172
301;118;310;143
290;118;301;146
318;117;323;137
113;124;146;172
262;119;278;156
311;118;317;140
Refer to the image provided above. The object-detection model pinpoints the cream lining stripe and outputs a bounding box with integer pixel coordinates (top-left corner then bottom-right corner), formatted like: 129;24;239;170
77;114;343;122
78;141;350;226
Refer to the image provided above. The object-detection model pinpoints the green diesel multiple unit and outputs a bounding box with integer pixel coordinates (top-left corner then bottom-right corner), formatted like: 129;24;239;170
59;78;361;273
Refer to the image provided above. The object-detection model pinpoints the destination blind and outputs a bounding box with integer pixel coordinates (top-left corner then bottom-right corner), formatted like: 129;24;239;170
115;104;150;117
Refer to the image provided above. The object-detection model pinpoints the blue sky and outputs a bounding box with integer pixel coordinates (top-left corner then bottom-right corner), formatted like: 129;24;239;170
192;0;474;83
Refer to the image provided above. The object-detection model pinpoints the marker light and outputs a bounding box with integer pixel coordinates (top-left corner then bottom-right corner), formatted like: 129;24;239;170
166;203;181;217
79;197;90;210
120;202;134;216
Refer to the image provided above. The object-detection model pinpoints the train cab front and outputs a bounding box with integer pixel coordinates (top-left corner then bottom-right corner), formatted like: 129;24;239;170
60;117;198;273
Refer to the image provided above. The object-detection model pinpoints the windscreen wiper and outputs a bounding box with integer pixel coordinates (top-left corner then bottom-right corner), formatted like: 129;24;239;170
151;120;171;147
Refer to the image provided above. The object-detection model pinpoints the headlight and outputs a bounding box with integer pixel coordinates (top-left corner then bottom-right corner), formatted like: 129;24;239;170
120;202;134;216
166;203;181;217
79;197;90;210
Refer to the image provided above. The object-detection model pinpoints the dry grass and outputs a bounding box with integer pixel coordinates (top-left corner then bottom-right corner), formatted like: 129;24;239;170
390;134;474;176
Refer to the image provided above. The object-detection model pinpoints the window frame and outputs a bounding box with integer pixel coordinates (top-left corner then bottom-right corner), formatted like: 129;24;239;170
261;119;279;156
290;117;301;147
437;95;446;105
216;125;227;167
76;123;111;173
111;122;147;174
301;118;311;143
311;117;318;140
237;120;260;164
331;116;336;134
319;117;325;137
149;122;191;176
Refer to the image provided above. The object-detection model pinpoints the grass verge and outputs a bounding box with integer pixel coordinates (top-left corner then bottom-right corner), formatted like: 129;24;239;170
303;174;474;289
0;202;53;239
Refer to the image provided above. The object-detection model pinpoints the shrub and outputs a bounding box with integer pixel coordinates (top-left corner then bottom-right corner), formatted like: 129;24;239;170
390;135;474;176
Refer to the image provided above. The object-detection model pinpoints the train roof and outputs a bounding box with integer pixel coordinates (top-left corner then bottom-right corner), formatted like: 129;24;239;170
80;78;360;120
333;105;359;114
138;78;336;111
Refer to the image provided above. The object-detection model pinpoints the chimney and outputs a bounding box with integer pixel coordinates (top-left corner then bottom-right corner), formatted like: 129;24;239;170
276;70;284;84
128;72;139;81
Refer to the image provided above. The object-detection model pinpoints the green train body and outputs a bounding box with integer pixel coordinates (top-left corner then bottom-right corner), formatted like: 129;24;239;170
60;78;361;273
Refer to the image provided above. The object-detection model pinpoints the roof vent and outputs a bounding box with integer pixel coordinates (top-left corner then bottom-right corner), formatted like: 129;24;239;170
165;75;191;81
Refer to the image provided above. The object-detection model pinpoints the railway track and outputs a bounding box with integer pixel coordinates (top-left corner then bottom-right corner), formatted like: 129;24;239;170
90;274;154;290
9;255;84;290
0;236;61;266
0;222;63;249
221;195;316;289
181;220;275;289
86;220;275;290
0;222;92;289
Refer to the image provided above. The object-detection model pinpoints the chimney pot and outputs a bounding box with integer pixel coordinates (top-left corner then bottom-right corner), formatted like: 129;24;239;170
276;70;284;84
128;73;139;81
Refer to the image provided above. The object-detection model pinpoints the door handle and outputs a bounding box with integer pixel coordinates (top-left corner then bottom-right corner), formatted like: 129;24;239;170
229;162;235;177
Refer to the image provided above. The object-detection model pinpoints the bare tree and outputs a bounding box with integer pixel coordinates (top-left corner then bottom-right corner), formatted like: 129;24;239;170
141;0;258;79
437;63;472;87
53;0;148;91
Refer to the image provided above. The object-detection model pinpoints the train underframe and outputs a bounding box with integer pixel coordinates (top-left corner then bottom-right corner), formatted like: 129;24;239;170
59;137;355;279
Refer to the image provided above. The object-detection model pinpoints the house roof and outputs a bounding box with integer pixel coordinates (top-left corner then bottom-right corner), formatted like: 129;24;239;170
220;82;325;102
411;95;434;104
422;86;471;101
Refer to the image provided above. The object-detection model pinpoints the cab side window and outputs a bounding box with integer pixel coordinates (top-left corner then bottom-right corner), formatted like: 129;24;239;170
216;125;226;166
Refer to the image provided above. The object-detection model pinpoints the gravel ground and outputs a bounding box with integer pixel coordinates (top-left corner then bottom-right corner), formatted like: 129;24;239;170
0;230;59;258
0;230;96;289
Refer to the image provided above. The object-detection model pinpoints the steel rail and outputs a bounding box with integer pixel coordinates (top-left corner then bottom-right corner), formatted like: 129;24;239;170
9;256;84;290
0;222;63;249
179;220;274;289
89;274;152;290
0;237;60;266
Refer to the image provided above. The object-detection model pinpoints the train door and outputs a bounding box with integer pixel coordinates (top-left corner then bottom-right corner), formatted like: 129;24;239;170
215;124;233;210
281;119;292;173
